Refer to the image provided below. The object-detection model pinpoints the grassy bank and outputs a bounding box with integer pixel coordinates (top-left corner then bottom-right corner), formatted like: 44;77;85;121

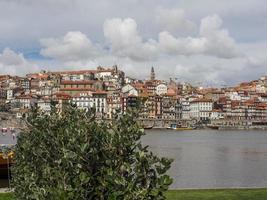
0;193;13;200
1;189;267;199
166;188;267;200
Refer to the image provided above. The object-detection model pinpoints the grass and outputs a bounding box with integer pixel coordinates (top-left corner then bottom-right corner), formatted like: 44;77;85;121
165;188;267;200
0;193;13;200
0;189;267;199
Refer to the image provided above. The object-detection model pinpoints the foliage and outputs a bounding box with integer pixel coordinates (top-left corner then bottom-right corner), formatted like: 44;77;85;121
12;105;173;200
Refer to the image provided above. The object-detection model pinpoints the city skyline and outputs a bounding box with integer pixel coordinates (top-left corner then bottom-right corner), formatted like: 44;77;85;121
0;65;266;89
0;0;266;86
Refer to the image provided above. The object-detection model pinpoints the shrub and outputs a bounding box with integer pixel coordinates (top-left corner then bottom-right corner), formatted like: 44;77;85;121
12;106;173;199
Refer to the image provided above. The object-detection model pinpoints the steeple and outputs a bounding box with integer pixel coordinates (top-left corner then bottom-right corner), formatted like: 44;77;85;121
150;66;155;81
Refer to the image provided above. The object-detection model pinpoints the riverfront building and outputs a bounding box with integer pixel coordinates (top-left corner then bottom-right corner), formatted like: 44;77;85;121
0;66;267;128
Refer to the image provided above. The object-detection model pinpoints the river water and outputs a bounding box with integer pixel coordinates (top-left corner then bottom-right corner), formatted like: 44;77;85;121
142;129;267;189
1;129;267;189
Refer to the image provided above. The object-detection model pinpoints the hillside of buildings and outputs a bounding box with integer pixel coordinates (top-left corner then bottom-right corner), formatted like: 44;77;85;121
0;65;267;129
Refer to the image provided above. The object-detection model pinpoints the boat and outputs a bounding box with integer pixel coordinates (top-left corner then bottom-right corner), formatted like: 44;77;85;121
167;124;195;130
168;124;177;130
207;125;220;130
143;125;153;129
175;127;195;131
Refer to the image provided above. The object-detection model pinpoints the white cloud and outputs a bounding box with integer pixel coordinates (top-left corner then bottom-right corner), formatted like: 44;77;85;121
103;15;241;61
103;18;158;61
155;7;196;34
199;15;241;58
0;48;39;75
158;31;207;55
40;31;99;61
158;15;241;58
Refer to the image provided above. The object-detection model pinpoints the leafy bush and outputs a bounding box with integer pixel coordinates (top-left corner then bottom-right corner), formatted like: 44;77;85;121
12;106;173;199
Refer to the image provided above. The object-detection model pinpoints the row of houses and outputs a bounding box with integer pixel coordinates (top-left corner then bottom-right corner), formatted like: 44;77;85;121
0;66;267;124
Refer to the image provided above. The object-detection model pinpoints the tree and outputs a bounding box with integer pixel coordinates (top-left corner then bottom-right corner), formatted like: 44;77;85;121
12;105;173;200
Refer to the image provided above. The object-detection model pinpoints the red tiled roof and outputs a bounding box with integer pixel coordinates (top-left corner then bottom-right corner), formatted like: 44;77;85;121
60;88;94;91
93;90;108;95
53;92;72;99
191;98;213;103
54;70;97;75
72;90;107;97
60;80;96;85
17;95;32;99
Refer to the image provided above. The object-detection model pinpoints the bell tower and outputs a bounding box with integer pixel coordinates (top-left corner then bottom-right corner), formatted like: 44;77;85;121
150;66;155;81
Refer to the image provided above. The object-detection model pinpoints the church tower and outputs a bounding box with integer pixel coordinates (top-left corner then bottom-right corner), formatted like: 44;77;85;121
150;66;155;81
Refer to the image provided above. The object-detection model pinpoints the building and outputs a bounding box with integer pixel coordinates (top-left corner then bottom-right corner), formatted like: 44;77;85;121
190;98;213;121
60;80;103;96
156;83;168;96
72;91;107;118
150;66;155;81
121;84;138;96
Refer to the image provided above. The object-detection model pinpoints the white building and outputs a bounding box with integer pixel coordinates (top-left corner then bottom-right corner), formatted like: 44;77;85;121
6;89;14;100
13;95;35;109
190;99;213;120
259;94;267;102
256;84;266;93
121;84;138;96
225;91;241;101
72;91;107;118
180;98;190;120
210;109;224;120
37;97;51;113
95;70;112;80
156;83;168;95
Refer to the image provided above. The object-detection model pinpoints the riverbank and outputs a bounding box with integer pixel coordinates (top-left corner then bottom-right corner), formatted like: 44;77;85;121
1;188;267;199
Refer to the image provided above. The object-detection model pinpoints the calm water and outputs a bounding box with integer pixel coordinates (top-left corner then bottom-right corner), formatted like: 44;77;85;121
142;129;267;189
1;130;267;189
0;131;17;146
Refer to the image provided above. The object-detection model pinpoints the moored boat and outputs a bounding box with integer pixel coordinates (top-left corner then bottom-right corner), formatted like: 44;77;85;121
167;123;196;130
175;127;195;131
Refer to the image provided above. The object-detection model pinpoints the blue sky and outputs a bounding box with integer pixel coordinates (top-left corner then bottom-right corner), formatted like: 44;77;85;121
0;0;266;86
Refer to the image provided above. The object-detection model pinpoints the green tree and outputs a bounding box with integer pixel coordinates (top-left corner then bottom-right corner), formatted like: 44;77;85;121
12;105;173;200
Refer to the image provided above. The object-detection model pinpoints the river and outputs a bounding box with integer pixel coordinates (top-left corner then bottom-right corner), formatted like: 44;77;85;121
1;129;267;189
142;129;267;189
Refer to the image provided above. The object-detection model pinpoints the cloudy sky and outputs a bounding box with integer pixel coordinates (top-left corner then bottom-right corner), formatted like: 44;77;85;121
0;0;267;86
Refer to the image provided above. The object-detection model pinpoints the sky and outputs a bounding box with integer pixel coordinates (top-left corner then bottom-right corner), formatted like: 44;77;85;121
0;0;267;87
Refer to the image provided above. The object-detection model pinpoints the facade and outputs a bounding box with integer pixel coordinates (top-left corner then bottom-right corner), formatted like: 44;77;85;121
121;95;138;113
180;98;190;120
190;99;213;121
121;84;138;96
37;97;52;113
0;66;267;128
156;83;168;96
72;91;107;118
